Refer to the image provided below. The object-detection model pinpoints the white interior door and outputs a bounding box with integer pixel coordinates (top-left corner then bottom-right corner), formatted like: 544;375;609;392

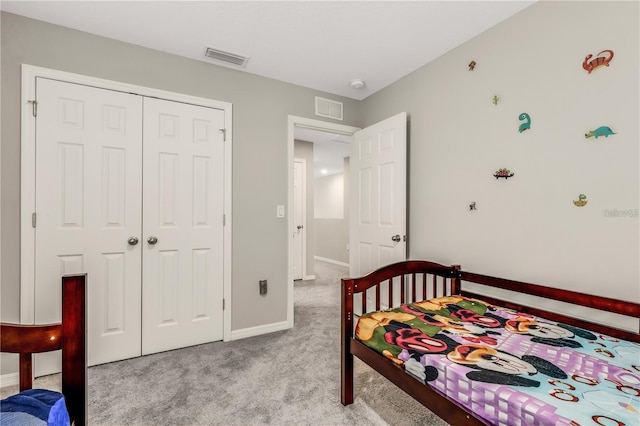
142;97;225;355
349;112;407;278
35;78;143;371
292;159;305;280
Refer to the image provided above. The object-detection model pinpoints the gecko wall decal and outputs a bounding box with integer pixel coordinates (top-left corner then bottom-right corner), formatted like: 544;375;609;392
583;50;614;74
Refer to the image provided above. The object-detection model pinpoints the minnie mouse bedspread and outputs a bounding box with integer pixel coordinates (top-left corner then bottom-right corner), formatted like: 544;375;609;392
355;295;639;426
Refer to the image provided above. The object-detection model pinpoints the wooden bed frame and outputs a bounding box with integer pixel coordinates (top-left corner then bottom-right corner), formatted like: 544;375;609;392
1;274;87;426
340;260;640;425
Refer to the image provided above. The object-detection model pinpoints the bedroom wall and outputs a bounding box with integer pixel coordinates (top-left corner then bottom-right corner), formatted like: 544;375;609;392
361;1;639;305
314;157;350;265
0;12;361;338
314;173;344;219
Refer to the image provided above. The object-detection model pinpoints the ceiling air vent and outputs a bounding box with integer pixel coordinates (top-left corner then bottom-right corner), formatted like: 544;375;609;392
315;97;343;121
203;46;249;67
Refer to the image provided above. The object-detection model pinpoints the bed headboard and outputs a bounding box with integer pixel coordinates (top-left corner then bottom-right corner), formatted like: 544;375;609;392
342;260;460;313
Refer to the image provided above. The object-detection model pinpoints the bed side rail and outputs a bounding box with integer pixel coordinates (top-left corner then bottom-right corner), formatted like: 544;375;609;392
459;271;640;343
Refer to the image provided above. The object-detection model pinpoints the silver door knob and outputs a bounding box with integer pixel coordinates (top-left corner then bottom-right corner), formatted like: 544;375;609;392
147;236;158;245
391;234;401;242
128;236;139;246
297;225;303;230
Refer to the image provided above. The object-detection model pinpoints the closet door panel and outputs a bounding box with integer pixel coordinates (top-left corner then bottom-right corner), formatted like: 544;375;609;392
142;97;225;355
35;78;143;371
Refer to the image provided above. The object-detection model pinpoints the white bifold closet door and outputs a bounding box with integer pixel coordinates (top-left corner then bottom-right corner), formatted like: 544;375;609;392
141;97;224;355
34;78;224;373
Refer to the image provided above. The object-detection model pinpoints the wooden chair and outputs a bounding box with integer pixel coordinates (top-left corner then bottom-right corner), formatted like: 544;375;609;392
1;274;87;425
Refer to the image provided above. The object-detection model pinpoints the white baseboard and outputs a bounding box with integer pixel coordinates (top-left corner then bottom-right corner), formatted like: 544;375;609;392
230;320;291;341
0;372;19;389
302;274;316;280
314;256;349;268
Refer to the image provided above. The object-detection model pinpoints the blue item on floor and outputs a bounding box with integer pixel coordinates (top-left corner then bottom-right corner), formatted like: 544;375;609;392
0;389;70;426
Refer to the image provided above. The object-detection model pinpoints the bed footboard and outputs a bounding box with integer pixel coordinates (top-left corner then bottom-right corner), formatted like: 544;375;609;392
340;260;460;405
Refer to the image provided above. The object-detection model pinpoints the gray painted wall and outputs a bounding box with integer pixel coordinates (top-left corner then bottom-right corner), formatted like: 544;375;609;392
315;157;350;264
293;140;315;277
0;12;361;334
361;1;639;303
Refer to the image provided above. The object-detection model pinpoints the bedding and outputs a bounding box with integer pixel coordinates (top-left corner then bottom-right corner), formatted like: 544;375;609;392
355;294;640;426
0;389;70;426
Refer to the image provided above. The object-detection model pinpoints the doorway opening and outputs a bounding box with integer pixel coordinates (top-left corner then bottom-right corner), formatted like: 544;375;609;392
286;116;359;327
293;127;351;278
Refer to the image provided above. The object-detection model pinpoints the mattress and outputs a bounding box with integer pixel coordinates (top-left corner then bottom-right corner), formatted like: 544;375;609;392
355;295;640;425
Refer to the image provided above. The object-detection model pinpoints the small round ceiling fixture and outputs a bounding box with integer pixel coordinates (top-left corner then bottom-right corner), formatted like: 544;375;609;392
349;79;365;89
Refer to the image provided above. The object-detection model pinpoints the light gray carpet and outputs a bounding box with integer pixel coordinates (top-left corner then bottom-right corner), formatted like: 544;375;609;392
3;260;447;425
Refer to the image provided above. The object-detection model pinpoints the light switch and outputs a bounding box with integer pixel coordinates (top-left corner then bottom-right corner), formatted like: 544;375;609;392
277;205;285;218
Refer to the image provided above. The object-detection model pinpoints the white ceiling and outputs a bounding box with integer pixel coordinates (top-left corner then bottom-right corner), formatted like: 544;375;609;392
2;0;535;176
1;0;535;101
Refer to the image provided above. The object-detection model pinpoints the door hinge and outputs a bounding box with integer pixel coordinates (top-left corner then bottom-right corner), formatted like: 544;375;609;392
219;128;226;142
32;212;37;228
223;298;225;310
28;100;38;117
223;214;226;226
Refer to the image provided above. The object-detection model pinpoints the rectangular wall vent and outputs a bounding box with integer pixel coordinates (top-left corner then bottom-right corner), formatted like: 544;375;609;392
315;97;343;121
204;47;249;67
